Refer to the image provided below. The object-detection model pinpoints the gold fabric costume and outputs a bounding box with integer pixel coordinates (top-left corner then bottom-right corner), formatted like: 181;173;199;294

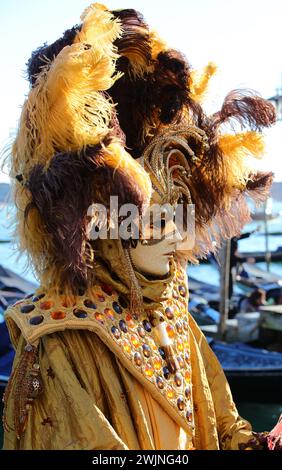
3;260;262;450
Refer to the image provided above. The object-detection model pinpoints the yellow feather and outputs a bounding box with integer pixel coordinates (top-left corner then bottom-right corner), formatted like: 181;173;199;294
190;62;217;102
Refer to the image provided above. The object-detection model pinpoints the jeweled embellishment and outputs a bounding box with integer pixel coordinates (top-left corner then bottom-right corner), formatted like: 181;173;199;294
51;311;66;320
144;363;154;377
29;315;44;325
166;386;175;399
177;356;184;368
183;336;189;348
159;347;166;359
165;306;174;320
119;320;128;333
185;370;191;383
21;304;35;314
142;344;151;358
175;322;183;334
184;351;190;363
40;300;53;310
183;320;188;331
134;352;142;366
174;373;183;387
126;314;135;328
123;340;131;354
166;324;175;338
97;294;105;302
95;312;104;323
177;396;185;411
177;338;184;352
84;299;97;309
163;366;170;379
153;357;162;371
186;408;193;422
32;293;45;302
73;309;88;319
131;335;140;348
156;376;164;389
178;285;187;297
104;308;115;320
112;301;122;314
185;385;191;399
143;320;152;332
137;326;146;338
111;326;121;339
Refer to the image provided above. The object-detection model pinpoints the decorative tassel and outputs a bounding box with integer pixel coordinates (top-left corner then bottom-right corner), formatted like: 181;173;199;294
3;343;43;440
153;321;180;373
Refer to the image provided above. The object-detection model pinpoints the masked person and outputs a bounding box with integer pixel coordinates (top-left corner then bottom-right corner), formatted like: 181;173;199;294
2;4;278;450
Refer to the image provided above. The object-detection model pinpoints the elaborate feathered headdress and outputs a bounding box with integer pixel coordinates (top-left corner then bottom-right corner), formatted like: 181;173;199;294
7;3;275;294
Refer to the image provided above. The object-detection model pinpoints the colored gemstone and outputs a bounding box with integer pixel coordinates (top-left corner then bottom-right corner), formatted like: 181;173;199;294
177;356;184;368
24;293;34;299
186;408;193;422
97;294;105;302
84;299;97;309
178;285;187;297
119;319;128;333
184;351;190;363
134;352;142;366
73;309;88;319
123;340;131;354
40;301;53;310
95;312;104;323
174;373;183;387
185;370;191;383
185;385;191;399
29;315;44;325
126;314;135;328
159;347;166;359
142;344;151;358
51;311;66;320
21;304;35;314
111;326;121;339
153;357;162;371
137;326;146;338
173;291;179;299
166;324;175;338
131;335;140;348
104;308;115;320
177;396;185;411
166;386;175;399
177;339;184;352
156;376;164;389
113;301;122;314
32;293;45;302
165;306;174;320
144;363;154;377
118;296;128;308
163;366;170;380
143;320;152;332
175;322;183;334
183;320;188;331
101;283;113;296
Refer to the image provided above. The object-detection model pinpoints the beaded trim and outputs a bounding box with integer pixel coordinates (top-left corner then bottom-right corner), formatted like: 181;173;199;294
5;269;194;436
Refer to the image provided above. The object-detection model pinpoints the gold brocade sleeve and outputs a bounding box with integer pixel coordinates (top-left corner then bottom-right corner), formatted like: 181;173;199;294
188;313;266;450
3;330;141;450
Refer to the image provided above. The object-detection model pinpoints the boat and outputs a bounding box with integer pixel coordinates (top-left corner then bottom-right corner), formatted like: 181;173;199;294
208;338;282;402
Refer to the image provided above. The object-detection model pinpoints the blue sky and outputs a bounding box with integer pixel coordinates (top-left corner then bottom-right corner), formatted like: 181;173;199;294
1;0;282;181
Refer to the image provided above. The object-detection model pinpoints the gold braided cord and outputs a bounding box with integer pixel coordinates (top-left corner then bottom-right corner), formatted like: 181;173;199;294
141;125;209;205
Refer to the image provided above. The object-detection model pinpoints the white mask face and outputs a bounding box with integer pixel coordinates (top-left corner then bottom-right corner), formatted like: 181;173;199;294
130;212;183;277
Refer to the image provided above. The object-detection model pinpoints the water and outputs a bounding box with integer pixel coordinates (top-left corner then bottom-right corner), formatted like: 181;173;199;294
0;202;281;434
